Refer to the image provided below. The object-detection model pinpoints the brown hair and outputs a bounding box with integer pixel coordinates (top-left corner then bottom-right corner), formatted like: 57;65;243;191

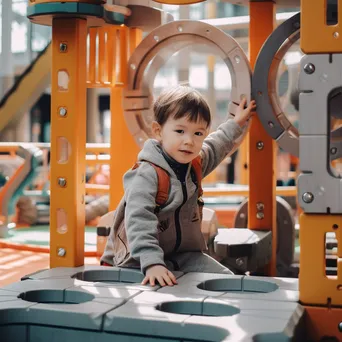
153;85;211;127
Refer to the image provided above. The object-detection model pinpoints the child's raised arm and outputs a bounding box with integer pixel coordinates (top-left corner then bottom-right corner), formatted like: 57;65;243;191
199;98;256;178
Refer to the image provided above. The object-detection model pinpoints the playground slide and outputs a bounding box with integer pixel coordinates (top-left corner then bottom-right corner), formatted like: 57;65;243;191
0;145;43;237
0;43;51;131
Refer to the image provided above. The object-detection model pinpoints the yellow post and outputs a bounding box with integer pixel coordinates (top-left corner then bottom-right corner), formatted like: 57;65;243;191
109;27;141;210
50;18;87;267
248;2;277;276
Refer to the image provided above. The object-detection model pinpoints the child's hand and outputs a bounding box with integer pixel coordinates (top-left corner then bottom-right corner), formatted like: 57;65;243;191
233;98;256;127
142;265;178;287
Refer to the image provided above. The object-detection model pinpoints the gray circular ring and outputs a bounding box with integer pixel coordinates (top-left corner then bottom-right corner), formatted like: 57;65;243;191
123;20;252;150
252;12;342;159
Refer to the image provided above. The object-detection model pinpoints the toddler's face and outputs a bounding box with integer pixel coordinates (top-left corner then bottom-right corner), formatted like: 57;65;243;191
155;115;208;164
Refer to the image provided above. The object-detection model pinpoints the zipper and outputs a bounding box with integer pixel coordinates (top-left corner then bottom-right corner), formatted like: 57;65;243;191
173;181;187;252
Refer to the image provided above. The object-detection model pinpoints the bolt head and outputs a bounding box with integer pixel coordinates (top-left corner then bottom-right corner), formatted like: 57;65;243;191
302;192;314;203
58;178;67;187
304;63;315;74
57;248;66;257
59;43;67;52
331;147;337;155
256;202;264;211
256;212;264;220
256;141;264;150
59;107;67;117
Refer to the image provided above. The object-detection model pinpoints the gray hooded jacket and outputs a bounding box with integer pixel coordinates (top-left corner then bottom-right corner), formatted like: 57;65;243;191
101;119;243;272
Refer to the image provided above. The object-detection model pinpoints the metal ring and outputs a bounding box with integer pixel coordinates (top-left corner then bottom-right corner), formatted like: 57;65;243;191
124;20;252;149
252;12;342;159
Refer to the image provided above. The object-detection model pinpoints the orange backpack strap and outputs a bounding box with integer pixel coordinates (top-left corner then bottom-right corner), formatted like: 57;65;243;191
148;163;170;206
191;155;203;197
132;161;170;207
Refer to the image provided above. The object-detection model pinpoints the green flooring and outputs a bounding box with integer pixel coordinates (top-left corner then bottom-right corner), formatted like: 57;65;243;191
3;225;97;251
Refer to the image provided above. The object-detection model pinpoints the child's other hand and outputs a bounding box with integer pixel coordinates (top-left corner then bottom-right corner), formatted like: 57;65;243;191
233;98;256;127
142;265;178;287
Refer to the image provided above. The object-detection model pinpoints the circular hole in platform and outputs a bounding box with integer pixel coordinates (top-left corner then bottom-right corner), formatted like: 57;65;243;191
74;270;143;284
18;290;94;304
156;300;240;317
197;278;279;293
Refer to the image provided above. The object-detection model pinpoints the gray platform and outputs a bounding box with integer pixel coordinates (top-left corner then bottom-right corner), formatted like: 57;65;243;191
0;266;306;341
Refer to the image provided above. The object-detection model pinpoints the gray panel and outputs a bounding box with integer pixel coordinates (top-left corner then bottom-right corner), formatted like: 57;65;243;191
298;135;341;213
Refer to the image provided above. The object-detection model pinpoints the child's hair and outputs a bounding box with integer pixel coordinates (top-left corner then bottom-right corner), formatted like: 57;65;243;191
153;85;211;128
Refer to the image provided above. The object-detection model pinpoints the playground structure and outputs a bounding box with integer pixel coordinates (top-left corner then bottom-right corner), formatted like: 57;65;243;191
0;0;341;341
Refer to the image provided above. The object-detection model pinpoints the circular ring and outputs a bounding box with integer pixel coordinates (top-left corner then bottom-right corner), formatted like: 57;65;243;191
252;12;342;159
123;20;252;149
252;13;300;157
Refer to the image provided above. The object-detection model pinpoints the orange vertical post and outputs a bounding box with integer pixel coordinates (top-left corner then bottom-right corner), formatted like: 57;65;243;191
109;27;141;210
50;18;87;267
88;28;96;84
129;28;143;57
248;2;277;276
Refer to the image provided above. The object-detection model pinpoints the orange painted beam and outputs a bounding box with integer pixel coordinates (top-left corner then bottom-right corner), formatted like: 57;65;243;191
304;306;342;341
248;2;276;276
109;27;141;210
50;18;87;268
299;214;342;306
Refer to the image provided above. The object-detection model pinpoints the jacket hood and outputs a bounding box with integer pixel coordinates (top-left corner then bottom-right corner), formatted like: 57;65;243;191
137;139;190;177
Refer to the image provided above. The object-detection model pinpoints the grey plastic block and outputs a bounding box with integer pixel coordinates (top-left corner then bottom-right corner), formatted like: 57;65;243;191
183;309;304;342
104;301;191;338
299;92;327;136
156;273;243;297
29;325;180;342
158;274;298;303
2;278;77;293
0;288;124;330
244;276;298;291
298;135;341;213
201;300;240;317
211;296;299;312
21;268;49;280
214;228;272;272
104;301;231;341
23;265;121;280
234;196;295;278
0;299;37;324
0;294;123;330
243;278;279;292
119;267;144;283
218;276;299;302
1;324;27;342
23;267;81;280
0;279;128;331
66;284;141;303
185;298;304;342
0;296;18;303
24;266;184;292
75;268;121;282
105;292;304;341
0;289;21;296
28;299;124;330
129;290;205;305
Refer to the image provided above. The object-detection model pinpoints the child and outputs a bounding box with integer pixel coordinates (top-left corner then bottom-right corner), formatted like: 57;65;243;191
101;85;256;286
